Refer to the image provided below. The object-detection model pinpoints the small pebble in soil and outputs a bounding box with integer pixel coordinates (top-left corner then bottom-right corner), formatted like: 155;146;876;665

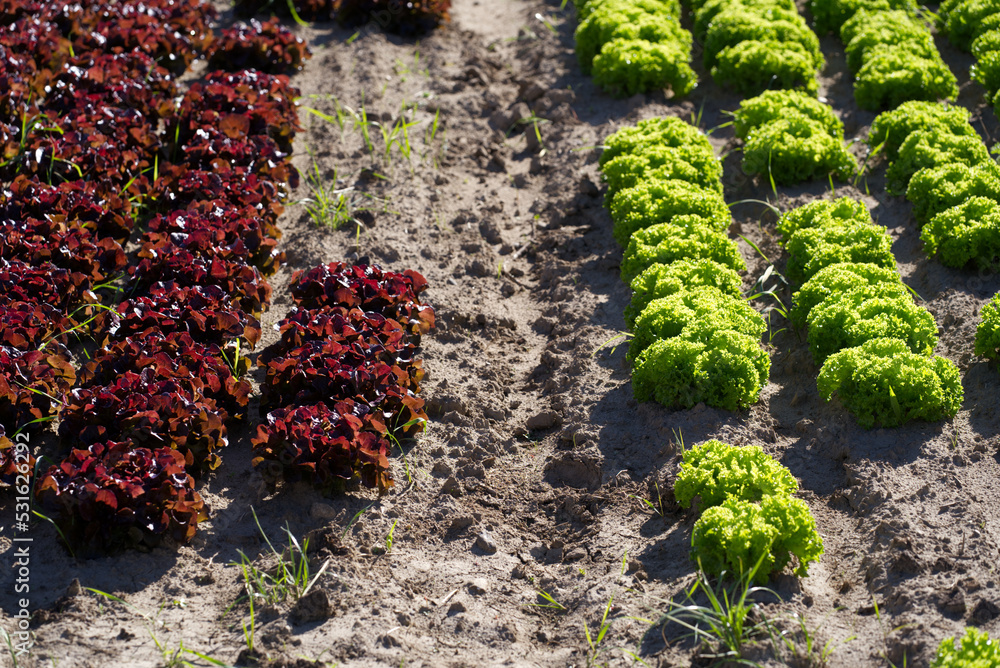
475;530;498;554
526;410;560;430
310;502;337;521
441;476;462;497
450;515;475;532
290;589;333;624
432;461;453;477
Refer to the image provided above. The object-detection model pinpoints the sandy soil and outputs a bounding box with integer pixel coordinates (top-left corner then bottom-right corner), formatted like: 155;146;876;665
2;0;1000;666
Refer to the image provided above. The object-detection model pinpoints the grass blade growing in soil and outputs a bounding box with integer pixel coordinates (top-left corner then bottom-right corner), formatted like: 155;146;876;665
584;594;616;666
655;556;775;665
526;584;567;612
298;148;354;229
230;508;313;608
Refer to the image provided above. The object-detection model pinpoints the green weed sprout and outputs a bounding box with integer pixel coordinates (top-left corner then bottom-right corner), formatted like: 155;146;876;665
692;495;824;584
620;215;745;283
806;284;938;363
922;197;1000;269
656;553;776;664
975;291;1000;362
817;337;963;428
626;258;743;328
675;439;798;509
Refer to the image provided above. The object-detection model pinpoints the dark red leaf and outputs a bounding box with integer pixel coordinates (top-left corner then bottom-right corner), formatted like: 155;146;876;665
59;369;228;473
35;440;208;555
251;401;393;492
289;262;435;342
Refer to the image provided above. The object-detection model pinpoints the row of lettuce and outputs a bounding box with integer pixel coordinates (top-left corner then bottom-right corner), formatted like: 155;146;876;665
1;0;232;553
574;0;821;97
604;108;994;657
575;0;1000;271
0;0;434;553
600;116;770;411
779;198;964;427
873;102;1000;270
602;113;974;428
869;101;1000;365
747;95;1000;371
583;1;996;660
572;0;976;112
233;0;451;36
808;3;1000;379
811;0;957;110
676;438;1000;664
938;0;1000;118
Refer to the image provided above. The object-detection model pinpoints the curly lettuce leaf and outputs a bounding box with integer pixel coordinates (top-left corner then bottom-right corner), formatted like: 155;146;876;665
675;439;798;509
817;337;963;428
692;495;823;583
626;258;743;327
